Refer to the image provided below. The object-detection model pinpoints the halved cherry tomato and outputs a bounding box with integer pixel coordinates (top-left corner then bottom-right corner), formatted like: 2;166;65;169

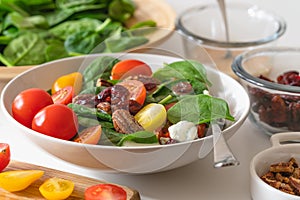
39;177;74;200
111;59;152;80
73;125;102;145
0;143;10;172
51;86;74;105
51;72;83;95
85;184;127;200
32;104;78;140
0;170;44;192
117;80;146;106
12;88;54;128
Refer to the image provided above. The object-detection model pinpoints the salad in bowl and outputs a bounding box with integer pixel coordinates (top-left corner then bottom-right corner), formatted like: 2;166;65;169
1;53;249;173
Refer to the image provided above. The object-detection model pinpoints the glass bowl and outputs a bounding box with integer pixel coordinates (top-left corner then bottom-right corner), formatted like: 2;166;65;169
232;47;300;135
176;1;286;78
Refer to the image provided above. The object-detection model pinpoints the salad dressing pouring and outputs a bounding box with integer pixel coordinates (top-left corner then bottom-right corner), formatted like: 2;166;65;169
217;0;231;58
209;0;239;168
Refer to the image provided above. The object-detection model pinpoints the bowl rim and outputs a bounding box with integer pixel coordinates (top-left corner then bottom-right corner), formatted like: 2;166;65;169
175;2;286;48
232;46;300;93
0;52;249;150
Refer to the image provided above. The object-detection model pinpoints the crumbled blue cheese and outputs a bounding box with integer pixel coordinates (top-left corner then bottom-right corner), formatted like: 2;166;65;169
168;121;198;142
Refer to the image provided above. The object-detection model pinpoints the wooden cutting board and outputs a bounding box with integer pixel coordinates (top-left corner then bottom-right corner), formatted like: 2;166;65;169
0;160;140;200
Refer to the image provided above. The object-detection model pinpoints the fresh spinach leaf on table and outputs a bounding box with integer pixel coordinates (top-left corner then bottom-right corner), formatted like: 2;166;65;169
0;0;155;66
0;32;48;66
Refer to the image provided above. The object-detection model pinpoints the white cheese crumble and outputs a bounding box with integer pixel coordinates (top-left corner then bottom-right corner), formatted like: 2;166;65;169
203;89;210;96
168;121;198;142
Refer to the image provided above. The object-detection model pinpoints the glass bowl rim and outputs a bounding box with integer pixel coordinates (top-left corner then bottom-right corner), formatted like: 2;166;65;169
232;46;300;93
175;2;287;48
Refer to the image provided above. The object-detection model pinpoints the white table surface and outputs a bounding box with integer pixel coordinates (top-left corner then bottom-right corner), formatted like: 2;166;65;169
0;0;299;199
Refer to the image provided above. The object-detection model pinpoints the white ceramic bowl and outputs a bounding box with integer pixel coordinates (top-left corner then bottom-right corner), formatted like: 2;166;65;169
1;53;250;174
250;132;300;200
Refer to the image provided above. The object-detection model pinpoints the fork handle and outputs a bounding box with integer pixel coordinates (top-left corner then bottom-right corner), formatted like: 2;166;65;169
212;123;240;168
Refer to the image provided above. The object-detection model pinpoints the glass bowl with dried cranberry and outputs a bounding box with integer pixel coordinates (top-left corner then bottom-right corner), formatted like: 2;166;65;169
232;47;300;135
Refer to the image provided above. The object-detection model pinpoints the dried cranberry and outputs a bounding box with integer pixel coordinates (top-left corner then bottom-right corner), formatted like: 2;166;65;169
277;71;300;86
96;87;112;103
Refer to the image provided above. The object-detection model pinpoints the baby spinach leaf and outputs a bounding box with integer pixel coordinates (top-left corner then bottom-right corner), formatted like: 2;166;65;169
45;39;69;61
82;55;120;85
45;4;107;27
65;30;102;54
100;129;158;146
2;32;47;66
5;12;48;29
117;131;158;146
68;103;113;122
56;0;100;9
49;18;102;40
154;60;211;85
100;127;125;145
104;35;148;52
153;60;211;94
129;20;157;30
167;94;235;124
108;0;135;23
78;116;114;129
64;18;113;54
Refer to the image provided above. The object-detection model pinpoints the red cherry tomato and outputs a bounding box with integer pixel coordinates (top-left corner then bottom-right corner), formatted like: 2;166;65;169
85;184;127;200
51;86;74;105
73;125;102;145
12;88;54;128
0;143;10;172
32;104;78;140
118;80;146;106
111;59;152;80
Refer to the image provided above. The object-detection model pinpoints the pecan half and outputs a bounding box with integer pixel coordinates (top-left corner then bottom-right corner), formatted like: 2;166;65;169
112;109;144;134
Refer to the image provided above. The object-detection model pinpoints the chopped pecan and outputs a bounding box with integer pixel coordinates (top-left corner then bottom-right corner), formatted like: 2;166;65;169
290;157;299;168
276;173;290;184
97;102;111;114
280;182;294;192
260;157;300;197
112;109;144;134
96;78;113;87
270;161;294;173
293;168;300;179
290;176;300;193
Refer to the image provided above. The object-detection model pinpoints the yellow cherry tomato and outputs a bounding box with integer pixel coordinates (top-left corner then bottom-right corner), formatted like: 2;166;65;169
0;170;44;192
51;72;83;95
135;103;167;132
39;177;74;200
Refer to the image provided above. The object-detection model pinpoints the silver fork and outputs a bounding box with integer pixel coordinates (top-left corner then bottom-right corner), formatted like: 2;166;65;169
212;119;239;168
